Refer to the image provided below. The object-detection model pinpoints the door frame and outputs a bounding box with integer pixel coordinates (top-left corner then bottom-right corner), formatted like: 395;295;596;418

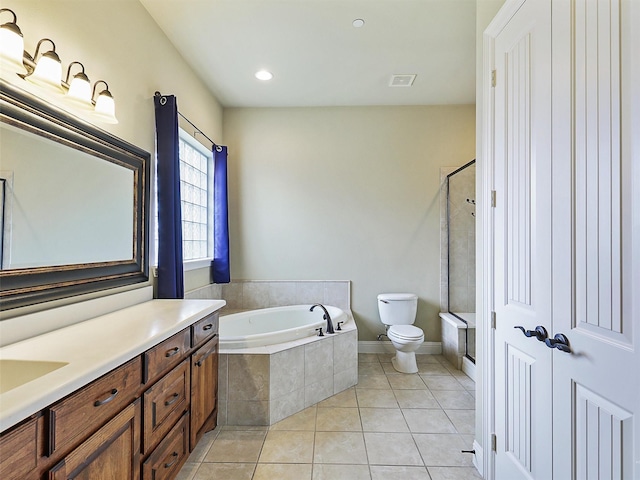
477;1;528;479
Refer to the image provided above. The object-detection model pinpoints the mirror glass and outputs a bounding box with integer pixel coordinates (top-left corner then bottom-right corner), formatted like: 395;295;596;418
1;122;134;269
0;80;149;311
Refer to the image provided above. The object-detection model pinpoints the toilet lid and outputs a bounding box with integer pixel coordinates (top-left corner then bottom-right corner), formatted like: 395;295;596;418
389;325;423;339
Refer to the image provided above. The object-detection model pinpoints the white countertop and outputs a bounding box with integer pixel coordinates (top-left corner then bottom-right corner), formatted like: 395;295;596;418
0;298;225;432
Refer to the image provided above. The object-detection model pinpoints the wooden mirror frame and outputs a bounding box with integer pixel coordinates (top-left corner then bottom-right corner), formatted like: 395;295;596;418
0;80;150;311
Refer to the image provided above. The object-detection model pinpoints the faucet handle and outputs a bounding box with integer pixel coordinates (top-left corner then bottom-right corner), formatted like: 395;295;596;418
315;327;324;337
336;321;344;331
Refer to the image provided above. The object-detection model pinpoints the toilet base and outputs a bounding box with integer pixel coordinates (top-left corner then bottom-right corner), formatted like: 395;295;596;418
391;350;418;374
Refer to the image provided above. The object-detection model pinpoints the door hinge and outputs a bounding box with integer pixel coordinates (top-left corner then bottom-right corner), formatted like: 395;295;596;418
491;433;497;452
491;190;497;207
491;311;496;329
491;69;497;87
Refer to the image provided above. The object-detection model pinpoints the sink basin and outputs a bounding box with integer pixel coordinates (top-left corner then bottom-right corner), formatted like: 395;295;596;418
0;359;69;394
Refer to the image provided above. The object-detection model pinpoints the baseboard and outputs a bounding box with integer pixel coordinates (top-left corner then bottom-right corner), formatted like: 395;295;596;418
358;340;442;355
472;439;484;474
462;356;476;380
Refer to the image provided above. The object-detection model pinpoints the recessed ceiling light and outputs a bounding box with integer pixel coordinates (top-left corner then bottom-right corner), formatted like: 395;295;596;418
352;18;365;28
255;70;273;81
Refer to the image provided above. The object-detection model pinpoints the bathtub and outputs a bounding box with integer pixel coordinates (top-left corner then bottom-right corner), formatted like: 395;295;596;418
220;304;348;349
217;305;358;426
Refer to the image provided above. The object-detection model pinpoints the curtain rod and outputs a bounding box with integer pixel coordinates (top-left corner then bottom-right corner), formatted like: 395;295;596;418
154;91;221;151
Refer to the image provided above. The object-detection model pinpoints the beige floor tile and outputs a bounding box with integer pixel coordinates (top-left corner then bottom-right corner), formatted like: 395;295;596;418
415;355;443;365
432;390;475;410
358;353;380;363
427;466;483;479
445;409;475;434
403;408;457;433
356;374;391;390
387;374;428;390
175;462;199;480
360;407;409;432
193;462;255;480
364;432;423;466
422;376;465;391
313;431;368;464
270;406;317;431
381;362;400;374
259;430;315;463
394;389;439;409
417;364;452;376
356;388;399;408
312;463;371;480
253;463;312;480
185;429;218;463
370;465;431;480
317;387;358;408
455;375;476;390
316;406;362;431
377;353;395;363
413;434;475;467
204;430;266;463
358;362;385;375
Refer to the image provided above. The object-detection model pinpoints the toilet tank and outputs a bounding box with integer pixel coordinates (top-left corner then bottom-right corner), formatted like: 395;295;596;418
377;293;418;326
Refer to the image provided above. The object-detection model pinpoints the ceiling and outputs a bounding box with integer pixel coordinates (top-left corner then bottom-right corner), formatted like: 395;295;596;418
140;0;477;108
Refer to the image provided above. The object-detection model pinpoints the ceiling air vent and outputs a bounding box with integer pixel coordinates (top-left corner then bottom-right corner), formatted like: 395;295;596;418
389;74;416;87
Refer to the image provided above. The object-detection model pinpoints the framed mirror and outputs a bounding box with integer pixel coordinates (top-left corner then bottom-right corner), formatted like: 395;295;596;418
0;80;149;311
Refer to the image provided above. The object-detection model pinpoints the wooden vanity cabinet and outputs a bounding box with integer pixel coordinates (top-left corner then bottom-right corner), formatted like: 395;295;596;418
0;309;220;480
48;400;141;480
190;335;218;450
0;413;45;480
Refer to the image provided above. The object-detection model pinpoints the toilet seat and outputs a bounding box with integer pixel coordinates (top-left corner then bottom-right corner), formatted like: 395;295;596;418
388;325;423;340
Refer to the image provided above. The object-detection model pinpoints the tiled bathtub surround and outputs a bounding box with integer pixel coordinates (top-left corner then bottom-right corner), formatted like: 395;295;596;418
185;280;350;312
218;323;358;426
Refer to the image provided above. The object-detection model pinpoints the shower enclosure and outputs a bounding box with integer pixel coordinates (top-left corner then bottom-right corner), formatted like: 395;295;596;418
441;159;476;365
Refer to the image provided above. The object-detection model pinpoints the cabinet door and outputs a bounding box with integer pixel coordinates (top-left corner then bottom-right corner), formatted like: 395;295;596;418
190;336;218;450
48;400;141;480
0;415;42;480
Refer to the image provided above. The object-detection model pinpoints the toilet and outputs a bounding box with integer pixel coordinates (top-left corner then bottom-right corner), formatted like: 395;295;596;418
377;293;424;373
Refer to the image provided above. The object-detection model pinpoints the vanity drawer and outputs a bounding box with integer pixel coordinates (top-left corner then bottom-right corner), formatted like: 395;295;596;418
142;412;189;480
191;312;219;348
144;329;190;384
142;359;190;455
48;356;142;456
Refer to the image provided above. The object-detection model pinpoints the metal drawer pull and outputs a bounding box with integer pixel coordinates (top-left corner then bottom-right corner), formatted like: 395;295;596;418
514;325;548;342
202;323;213;331
94;388;119;407
165;347;180;358
164;393;180;407
164;452;179;469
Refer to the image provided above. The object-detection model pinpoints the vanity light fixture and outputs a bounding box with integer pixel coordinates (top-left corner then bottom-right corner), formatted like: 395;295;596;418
26;38;63;90
0;8;26;74
64;61;92;107
255;69;273;81
92;80;118;124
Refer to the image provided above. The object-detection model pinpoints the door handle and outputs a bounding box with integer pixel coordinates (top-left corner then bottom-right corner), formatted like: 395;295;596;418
545;333;571;353
514;325;548;342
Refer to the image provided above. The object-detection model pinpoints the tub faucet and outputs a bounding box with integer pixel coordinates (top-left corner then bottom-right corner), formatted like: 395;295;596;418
310;304;335;334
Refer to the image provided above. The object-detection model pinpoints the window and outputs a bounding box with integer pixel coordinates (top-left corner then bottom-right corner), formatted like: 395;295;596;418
153;129;214;270
179;130;213;266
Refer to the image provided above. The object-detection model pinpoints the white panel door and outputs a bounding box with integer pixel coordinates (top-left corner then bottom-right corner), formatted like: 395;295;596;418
551;0;640;478
492;1;552;479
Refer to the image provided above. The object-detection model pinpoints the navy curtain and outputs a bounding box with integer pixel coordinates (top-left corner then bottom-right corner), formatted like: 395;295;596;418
154;94;184;298
212;146;230;283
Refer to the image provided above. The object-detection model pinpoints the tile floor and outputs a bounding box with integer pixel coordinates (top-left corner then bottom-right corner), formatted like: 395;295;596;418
176;353;482;480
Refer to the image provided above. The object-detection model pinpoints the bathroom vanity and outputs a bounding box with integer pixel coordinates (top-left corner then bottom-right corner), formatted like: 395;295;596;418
0;299;224;480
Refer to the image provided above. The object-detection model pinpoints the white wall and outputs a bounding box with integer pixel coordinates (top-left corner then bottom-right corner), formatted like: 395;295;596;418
0;0;223;317
223;106;475;341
